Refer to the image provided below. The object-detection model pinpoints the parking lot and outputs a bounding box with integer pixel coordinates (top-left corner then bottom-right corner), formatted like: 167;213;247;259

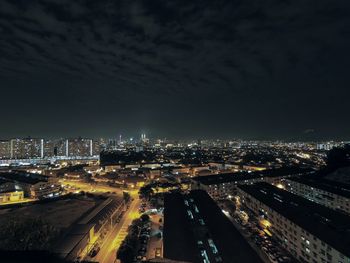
146;213;163;259
246;221;294;263
133;200;163;262
224;205;296;263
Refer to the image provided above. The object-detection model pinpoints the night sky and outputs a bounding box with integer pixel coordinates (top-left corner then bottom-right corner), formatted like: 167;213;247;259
1;0;349;140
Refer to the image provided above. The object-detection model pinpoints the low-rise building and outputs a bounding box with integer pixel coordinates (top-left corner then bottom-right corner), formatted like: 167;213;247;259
0;190;24;203
0;171;61;199
53;223;96;261
284;177;350;215
0;178;25;204
191;167;313;199
237;183;350;263
54;196;124;261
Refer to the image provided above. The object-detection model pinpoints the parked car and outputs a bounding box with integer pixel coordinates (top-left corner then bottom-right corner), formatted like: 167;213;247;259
89;246;100;257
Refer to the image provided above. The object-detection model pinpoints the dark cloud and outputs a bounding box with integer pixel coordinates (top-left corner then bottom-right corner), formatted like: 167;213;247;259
0;0;349;140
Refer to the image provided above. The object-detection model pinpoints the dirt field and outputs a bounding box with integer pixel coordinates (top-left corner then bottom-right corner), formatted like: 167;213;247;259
0;196;97;229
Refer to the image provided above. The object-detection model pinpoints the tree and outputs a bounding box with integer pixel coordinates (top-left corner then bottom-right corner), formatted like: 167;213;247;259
140;214;150;222
123;191;131;203
117;244;135;263
139;185;154;200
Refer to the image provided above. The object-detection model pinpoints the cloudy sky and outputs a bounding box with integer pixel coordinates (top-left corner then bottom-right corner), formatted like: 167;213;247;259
0;0;349;140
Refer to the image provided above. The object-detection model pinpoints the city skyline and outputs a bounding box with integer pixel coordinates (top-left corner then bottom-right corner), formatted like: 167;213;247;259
1;1;350;263
0;134;349;143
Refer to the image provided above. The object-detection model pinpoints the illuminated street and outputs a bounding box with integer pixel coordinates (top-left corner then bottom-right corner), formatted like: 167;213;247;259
59;179;142;263
95;196;141;263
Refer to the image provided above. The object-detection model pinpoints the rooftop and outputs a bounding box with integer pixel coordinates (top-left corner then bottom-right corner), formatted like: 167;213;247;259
163;192;198;263
289;177;350;198
163;190;263;263
192;167;313;186
238;183;350;257
79;196;122;232
53;223;95;258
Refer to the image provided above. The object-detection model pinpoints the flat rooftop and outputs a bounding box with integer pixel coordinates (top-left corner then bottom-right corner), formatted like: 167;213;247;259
288;177;350;198
163;193;198;263
0;197;96;229
164;190;263;263
79;196;122;232
192;167;313;185
238;183;350;258
53;223;95;258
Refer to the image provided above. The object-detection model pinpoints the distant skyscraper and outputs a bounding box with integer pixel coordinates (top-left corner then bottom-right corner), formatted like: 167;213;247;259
43;139;55;157
92;138;107;155
108;138;118;150
10;138;42;159
67;138;92;157
42;139;67;157
141;133;149;144
0;140;11;159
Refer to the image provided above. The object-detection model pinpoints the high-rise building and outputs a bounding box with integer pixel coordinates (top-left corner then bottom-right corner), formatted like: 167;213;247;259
10;138;43;159
0;140;11;159
43;139;56;157
67;138;92;157
141;133;149;144
92;138;107;155
53;139;67;157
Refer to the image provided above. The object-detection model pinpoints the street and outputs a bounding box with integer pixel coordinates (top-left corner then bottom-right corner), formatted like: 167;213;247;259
94;194;141;263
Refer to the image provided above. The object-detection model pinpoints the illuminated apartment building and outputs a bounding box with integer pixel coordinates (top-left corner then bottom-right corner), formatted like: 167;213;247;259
237;183;350;263
67;138;93;157
0;140;11;159
10;138;43;159
191;167;313;199
284;177;350;215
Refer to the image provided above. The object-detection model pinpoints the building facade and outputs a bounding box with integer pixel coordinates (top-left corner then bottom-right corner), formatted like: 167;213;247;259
237;183;350;263
11;138;43;159
0;190;24;203
0;172;61;199
0;138;98;159
67;138;93;157
0;140;11;159
191;168;313;199
284;178;350;215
